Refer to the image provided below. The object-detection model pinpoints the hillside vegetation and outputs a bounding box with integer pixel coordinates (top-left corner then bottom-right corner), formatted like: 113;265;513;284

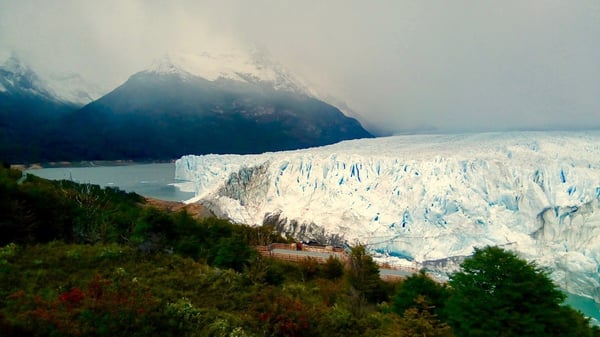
0;165;597;337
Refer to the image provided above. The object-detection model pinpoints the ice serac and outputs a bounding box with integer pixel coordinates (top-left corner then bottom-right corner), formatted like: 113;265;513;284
175;131;600;302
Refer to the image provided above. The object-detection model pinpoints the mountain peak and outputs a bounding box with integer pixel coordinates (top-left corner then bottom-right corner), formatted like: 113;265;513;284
146;54;193;78
0;54;54;99
138;49;316;96
0;54;39;82
1;54;29;75
0;52;103;105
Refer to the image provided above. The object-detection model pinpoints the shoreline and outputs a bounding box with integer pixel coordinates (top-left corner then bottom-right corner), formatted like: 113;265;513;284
13;159;179;171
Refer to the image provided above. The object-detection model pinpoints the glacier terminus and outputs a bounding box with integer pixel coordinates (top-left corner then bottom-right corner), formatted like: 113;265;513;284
175;131;600;303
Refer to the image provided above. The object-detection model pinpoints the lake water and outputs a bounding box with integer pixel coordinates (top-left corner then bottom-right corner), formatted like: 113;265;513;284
565;294;600;325
26;163;194;202
566;294;600;324
23;163;600;323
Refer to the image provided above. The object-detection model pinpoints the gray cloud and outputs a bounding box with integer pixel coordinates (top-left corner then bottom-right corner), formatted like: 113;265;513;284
1;0;599;135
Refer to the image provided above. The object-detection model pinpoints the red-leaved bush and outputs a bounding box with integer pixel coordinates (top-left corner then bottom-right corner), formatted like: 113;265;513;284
6;275;158;337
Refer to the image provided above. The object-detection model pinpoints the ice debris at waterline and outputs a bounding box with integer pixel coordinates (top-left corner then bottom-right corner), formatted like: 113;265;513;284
176;131;600;302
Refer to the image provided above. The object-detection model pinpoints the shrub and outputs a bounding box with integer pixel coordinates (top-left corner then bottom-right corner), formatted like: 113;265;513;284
446;246;596;337
392;270;449;319
6;275;159;337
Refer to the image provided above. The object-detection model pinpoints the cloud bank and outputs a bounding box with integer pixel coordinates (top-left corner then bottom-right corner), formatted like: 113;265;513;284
1;1;599;135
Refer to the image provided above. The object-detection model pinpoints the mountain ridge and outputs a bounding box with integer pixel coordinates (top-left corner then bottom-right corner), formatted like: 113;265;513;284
0;51;372;163
0;54;103;105
58;65;372;160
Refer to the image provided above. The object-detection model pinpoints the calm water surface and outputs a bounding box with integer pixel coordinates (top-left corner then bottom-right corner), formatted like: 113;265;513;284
566;294;600;324
26;163;194;202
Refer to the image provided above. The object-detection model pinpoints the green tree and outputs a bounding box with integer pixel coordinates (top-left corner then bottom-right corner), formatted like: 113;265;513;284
400;296;454;337
393;270;449;319
347;245;383;304
322;255;345;280
212;235;256;272
445;246;594;337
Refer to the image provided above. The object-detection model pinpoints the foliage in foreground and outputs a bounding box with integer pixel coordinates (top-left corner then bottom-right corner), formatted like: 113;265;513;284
0;166;598;336
445;246;598;337
0;242;401;337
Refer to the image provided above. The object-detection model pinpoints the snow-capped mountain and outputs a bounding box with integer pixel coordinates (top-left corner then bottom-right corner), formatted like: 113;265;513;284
0;53;108;162
144;49;317;96
0;54;56;101
141;50;377;134
60;54;372;160
44;72;104;106
175;131;600;302
2;48;371;162
0;53;102;105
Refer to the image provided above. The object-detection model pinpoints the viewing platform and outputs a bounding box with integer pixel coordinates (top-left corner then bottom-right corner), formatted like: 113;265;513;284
256;243;420;281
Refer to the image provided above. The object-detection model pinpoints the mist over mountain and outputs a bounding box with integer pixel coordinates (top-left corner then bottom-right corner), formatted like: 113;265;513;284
0;55;83;162
1;52;372;163
60;55;372;160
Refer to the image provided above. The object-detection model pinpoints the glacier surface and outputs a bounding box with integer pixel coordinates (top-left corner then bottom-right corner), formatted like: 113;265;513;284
176;131;600;302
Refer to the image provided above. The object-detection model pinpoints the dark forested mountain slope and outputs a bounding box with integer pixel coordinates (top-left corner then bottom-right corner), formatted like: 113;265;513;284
59;67;372;160
0;56;79;163
2;56;372;163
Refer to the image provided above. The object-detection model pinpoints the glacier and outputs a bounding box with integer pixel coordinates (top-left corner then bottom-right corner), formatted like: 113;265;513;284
175;131;600;303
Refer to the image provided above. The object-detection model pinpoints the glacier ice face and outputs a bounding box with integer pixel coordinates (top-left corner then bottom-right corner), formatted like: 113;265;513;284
175;131;600;302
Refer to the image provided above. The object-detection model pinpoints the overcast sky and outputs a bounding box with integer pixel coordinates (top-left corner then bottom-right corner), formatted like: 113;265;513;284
1;1;599;135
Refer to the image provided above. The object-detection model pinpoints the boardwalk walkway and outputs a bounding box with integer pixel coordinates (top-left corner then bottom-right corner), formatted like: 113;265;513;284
256;243;419;281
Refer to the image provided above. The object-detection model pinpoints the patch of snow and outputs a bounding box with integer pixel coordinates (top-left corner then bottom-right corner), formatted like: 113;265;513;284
0;53;104;105
1;55;30;77
143;48;318;96
0;55;55;99
145;54;194;78
45;72;105;105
